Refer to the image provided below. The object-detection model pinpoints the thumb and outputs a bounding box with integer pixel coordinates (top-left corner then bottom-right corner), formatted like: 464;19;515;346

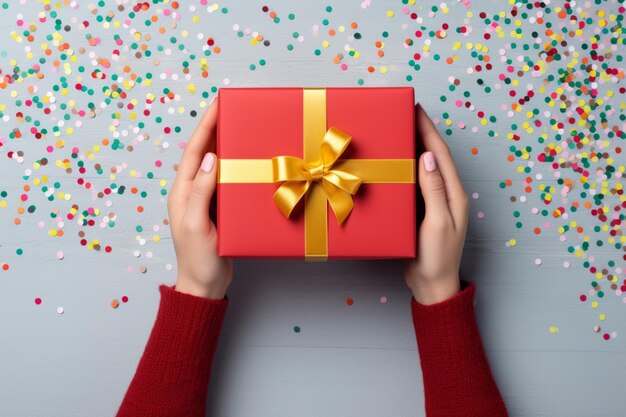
186;152;217;230
418;151;451;220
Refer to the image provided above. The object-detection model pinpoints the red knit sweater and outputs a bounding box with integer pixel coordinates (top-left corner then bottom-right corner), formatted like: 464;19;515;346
116;282;508;417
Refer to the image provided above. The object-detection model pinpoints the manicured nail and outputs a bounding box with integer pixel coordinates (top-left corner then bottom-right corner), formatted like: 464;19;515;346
424;151;437;172
209;94;217;106
201;152;215;173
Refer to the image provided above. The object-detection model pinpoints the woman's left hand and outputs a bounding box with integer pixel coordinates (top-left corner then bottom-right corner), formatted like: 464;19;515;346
167;98;233;300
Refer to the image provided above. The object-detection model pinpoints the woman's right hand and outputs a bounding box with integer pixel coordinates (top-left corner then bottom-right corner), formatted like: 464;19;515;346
404;104;469;305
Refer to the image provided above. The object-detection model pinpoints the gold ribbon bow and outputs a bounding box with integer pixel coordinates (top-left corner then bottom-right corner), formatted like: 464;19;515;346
218;88;415;261
272;127;361;225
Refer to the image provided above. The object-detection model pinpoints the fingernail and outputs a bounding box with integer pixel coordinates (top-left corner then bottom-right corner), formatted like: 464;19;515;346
209;93;218;106
424;151;437;172
201;152;215;173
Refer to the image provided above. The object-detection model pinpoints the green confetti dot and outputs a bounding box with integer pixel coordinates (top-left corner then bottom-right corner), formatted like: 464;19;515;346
16;248;23;255
293;326;301;333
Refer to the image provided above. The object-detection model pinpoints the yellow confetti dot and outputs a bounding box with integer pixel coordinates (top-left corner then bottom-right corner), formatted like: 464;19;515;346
549;326;558;334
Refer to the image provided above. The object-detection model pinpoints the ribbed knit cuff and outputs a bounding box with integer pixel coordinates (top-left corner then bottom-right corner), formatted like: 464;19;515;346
411;280;476;334
150;284;229;374
411;281;508;416
116;285;229;417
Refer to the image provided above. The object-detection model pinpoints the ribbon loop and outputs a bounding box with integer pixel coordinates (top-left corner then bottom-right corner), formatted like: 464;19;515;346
272;126;362;225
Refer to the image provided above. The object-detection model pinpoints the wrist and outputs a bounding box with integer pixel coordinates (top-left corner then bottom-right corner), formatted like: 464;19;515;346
409;275;461;305
174;277;227;300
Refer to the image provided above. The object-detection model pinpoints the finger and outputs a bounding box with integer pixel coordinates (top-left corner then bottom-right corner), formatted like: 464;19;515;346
176;97;218;183
415;103;467;225
418;151;452;223
184;152;218;235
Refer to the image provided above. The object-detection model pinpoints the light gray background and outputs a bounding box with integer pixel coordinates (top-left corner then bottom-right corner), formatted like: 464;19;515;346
1;1;624;416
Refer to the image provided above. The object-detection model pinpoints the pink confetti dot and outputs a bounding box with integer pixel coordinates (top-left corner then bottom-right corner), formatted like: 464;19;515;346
34;298;42;305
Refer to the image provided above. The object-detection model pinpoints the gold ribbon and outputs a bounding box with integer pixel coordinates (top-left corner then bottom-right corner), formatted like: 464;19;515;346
218;88;415;261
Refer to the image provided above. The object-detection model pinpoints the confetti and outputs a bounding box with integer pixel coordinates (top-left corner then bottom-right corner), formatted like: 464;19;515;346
0;0;620;342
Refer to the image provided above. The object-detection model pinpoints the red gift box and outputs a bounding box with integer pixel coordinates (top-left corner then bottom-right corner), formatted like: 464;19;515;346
217;87;416;260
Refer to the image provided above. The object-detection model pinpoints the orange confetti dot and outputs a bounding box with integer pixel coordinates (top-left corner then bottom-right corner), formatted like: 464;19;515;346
2;263;9;271
351;22;358;29
111;299;120;309
471;147;478;155
137;206;144;213
534;228;541;235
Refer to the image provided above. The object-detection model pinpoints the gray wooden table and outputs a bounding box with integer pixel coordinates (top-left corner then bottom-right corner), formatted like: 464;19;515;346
1;1;624;416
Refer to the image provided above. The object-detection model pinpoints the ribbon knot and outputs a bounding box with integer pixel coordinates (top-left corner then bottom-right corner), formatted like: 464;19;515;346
272;127;362;225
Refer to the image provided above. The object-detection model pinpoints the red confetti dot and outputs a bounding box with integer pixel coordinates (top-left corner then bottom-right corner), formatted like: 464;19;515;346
121;296;129;303
346;298;354;306
1;263;9;271
34;297;42;305
579;295;587;302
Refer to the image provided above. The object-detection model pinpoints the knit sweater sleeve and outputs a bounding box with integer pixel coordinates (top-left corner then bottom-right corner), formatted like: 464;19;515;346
411;281;508;417
115;284;229;417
